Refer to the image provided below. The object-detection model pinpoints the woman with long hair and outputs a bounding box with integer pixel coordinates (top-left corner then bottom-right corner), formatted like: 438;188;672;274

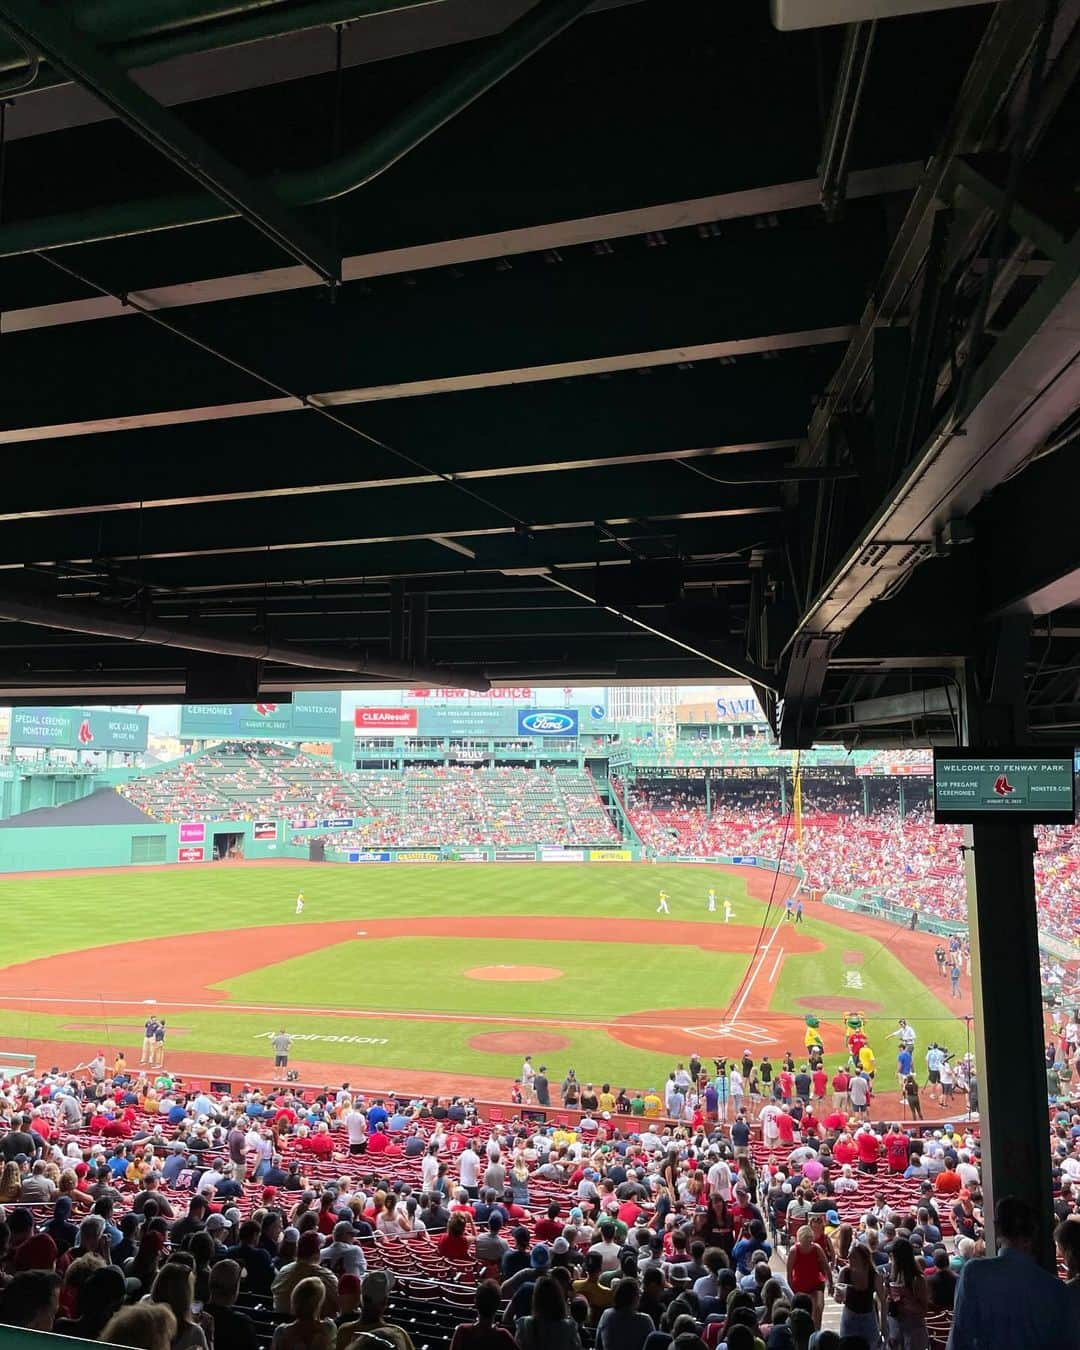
886;1237;929;1350
903;1075;923;1121
376;1192;412;1237
148;1262;209;1349
271;1275;336;1350
515;1274;582;1350
835;1238;885;1349
0;1162;21;1203
438;1211;472;1261
785;1225;832;1330
511;1157;531;1205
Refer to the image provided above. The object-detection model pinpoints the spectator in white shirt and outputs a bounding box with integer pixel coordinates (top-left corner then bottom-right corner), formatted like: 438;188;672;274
459;1144;480;1197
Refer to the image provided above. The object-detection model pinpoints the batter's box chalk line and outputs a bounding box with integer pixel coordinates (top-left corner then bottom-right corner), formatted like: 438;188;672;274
680;1021;776;1044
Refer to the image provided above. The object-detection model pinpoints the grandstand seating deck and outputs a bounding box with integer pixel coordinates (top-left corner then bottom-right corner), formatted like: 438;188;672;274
116;748;619;850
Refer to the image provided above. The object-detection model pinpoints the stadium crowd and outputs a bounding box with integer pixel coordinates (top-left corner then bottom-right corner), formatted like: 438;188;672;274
118;752;618;853
622;781;1080;945
0;1049;1079;1349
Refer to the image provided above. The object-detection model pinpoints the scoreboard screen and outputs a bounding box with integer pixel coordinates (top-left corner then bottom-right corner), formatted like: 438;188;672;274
933;747;1075;824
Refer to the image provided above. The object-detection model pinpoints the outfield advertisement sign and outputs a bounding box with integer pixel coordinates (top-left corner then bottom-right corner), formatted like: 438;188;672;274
355;707;417;733
458;850;488;862
347;851;391;862
493;849;534;862
179;693;341;741
179;823;206;844
253;820;278;840
730;855;757;866
396;851;441;862
418;705;518;737
10;707;149;752
541;847;585;861
589;849;632;861
177;846;205;862
517;709;578;736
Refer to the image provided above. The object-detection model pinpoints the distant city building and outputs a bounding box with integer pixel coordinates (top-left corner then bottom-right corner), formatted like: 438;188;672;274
604;687;677;723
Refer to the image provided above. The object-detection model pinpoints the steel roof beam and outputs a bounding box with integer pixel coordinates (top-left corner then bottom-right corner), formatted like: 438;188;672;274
0;0;340;285
787;226;1080;651
1;163;921;335
0;327;855;446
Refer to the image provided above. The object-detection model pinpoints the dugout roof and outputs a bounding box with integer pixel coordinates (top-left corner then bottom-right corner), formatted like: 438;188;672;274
0;0;1078;746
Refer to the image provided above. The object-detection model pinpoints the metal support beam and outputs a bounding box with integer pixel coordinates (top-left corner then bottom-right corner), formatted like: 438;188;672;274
544;569;778;690
820;683;956;729
0;584;489;689
785;222;1080;651
0;0;340;284
0;164;922;335
0;0;593;257
778;635;831;748
818;20;876;221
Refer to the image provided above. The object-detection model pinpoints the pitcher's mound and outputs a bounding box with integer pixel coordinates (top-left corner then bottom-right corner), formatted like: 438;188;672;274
468;1031;570;1054
466;965;562;982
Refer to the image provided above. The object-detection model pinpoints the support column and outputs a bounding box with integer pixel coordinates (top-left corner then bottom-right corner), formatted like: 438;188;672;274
898;779;905;820
779;773;787;814
960;616;1054;1267
963;818;1052;1265
705;773;712;815
862;779;870;816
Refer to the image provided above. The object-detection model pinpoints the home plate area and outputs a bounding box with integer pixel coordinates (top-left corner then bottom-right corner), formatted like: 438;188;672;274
680;1021;775;1044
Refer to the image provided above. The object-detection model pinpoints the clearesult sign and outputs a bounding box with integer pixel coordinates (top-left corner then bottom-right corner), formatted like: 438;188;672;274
354;707;418;733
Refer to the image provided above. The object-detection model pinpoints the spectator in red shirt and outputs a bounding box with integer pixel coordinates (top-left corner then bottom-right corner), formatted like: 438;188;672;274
831;1069;850;1109
812;1068;828;1103
534;1204;563;1242
833;1133;858;1165
856;1128;881;1174
885;1127;910;1174
778;1071;795;1104
934;1164;962;1195
304;1126;333;1161
823;1110;847;1135
365;1125;389;1156
776;1112;795;1146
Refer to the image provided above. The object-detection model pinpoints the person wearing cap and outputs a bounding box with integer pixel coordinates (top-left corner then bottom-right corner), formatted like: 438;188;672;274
321;1220;367;1279
336;1269;416;1350
204;1259;258;1350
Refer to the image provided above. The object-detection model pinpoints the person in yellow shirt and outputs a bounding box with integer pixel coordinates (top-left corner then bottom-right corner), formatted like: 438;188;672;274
113;1051;127;1078
858;1044;876;1079
642;1089;663;1117
597;1084;616;1115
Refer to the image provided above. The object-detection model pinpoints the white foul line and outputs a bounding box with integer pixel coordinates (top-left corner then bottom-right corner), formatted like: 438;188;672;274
727;914;786;1023
769;947;785;983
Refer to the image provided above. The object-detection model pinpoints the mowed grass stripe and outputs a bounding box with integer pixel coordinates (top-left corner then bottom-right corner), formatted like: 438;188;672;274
216;936;751;1019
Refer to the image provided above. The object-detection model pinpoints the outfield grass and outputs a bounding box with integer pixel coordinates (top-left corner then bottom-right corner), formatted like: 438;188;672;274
0;862;968;1086
219;935;752;1018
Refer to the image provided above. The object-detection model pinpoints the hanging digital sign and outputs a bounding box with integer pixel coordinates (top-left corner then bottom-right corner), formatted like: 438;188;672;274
933;747;1075;824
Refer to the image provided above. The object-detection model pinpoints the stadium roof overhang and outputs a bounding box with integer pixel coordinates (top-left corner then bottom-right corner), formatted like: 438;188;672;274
0;0;1076;736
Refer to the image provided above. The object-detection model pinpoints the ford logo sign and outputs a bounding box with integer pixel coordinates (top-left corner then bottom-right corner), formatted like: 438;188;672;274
520;712;575;734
